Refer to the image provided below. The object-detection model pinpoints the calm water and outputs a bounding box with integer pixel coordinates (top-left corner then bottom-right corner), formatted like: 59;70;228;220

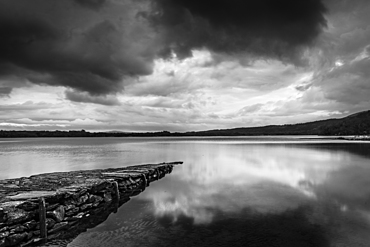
1;137;370;246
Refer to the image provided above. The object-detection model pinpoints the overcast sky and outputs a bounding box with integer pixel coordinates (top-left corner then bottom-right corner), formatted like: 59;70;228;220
0;0;369;132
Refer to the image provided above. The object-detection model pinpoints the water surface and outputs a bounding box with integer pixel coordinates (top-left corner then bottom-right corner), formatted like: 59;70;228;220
1;137;370;246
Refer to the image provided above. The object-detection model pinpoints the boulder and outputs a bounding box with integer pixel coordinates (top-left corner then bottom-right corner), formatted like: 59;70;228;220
76;194;89;206
6;209;33;225
103;193;112;202
6;232;28;246
46;206;65;222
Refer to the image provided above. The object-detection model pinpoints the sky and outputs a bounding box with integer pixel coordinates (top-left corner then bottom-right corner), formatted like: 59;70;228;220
0;0;369;132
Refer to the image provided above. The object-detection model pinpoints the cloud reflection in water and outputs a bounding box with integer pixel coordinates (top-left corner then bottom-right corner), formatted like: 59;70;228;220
142;144;352;225
69;141;370;247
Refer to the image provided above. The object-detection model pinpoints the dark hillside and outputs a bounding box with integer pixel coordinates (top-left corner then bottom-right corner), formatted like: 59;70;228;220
192;110;370;136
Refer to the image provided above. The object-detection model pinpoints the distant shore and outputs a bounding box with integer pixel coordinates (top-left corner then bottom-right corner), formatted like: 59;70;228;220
0;130;370;141
1;109;369;138
336;136;370;141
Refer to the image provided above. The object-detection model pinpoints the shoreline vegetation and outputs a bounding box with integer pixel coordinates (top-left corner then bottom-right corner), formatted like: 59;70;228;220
1;110;369;139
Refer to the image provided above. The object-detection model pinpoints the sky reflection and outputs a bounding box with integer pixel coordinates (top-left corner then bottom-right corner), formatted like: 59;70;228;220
2;138;370;246
134;142;370;246
142;144;346;224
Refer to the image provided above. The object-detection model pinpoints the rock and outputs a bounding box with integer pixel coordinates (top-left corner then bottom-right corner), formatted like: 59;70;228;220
66;212;85;222
6;232;28;246
6;209;33;225
131;190;141;197
44;194;65;204
65;207;79;217
32;230;40;237
46;218;56;229
118;184;127;190
73;189;87;199
48;222;68;234
0;239;6;247
0;209;6;223
47;232;63;241
88;195;103;204
9;225;26;233
90;181;111;194
24;220;37;230
2;184;19;189
0;227;8;233
103;193;112;202
46;203;59;211
0;163;180;245
76;194;89;206
63;203;76;211
46;206;65;222
122;180;131;186
6;191;56;201
0;231;9;239
80;204;93;211
75;212;85;219
16;201;38;211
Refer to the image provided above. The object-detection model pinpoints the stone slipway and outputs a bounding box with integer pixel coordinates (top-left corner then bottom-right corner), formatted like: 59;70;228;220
0;162;183;247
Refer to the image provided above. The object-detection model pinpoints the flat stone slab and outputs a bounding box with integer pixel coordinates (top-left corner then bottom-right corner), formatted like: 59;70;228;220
6;191;57;201
0;161;182;204
0;161;183;247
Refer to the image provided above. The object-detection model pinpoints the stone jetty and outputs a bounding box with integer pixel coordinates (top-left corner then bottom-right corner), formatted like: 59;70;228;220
0;162;182;247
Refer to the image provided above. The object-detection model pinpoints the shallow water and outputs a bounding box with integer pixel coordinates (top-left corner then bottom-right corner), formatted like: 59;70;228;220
1;137;370;246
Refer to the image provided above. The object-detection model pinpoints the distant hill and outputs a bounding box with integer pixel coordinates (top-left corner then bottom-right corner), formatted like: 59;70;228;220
1;110;369;137
190;110;370;136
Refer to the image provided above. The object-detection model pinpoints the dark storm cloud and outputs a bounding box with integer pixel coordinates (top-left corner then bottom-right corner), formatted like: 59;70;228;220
146;0;328;64
0;87;12;97
0;0;156;96
65;90;121;105
0;11;147;94
0;0;327;99
0;15;60;69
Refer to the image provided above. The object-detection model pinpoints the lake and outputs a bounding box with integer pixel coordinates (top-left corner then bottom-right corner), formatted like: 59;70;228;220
1;137;370;246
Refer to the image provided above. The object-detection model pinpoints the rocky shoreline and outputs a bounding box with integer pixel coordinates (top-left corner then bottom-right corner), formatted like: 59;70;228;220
0;162;182;247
